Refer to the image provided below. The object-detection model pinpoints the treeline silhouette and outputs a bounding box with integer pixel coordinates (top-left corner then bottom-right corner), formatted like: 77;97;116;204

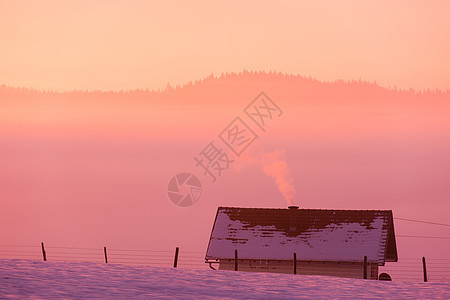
1;70;448;99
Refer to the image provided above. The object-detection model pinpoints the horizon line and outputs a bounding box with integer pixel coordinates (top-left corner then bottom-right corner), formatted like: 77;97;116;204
1;70;449;95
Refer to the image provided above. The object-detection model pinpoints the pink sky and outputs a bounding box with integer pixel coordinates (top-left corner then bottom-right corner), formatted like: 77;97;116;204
1;0;450;91
1;1;450;279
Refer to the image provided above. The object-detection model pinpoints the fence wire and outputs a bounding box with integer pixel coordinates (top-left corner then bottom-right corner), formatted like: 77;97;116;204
0;244;209;270
0;244;449;282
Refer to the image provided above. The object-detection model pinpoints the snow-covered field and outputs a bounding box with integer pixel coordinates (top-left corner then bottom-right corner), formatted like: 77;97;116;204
1;259;449;299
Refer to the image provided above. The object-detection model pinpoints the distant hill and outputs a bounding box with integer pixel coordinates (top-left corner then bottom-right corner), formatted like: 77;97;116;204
1;71;449;138
1;71;448;105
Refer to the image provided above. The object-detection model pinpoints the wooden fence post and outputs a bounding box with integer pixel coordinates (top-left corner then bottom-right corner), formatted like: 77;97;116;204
104;247;108;264
363;256;367;279
41;242;47;261
293;252;297;274
234;249;238;271
422;257;427;282
173;247;179;268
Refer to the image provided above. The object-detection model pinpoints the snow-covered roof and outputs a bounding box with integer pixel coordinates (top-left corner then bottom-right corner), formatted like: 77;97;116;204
205;207;397;265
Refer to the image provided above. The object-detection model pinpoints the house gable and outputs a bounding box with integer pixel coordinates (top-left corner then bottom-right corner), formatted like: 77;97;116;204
385;211;398;262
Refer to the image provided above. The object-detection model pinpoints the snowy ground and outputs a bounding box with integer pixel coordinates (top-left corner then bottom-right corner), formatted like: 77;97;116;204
1;259;449;299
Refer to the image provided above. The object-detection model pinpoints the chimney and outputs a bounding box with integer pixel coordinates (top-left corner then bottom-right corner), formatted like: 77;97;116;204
288;205;298;232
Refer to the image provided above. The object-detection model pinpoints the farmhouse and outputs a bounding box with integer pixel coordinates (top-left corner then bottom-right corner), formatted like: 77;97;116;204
205;206;398;280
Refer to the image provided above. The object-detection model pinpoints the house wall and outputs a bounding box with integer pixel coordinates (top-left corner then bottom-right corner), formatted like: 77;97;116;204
218;259;379;280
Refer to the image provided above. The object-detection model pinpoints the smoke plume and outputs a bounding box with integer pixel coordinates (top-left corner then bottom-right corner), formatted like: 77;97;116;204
235;149;296;206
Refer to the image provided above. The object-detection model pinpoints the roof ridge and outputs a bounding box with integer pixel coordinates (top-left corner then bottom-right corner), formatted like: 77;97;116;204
218;206;392;212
